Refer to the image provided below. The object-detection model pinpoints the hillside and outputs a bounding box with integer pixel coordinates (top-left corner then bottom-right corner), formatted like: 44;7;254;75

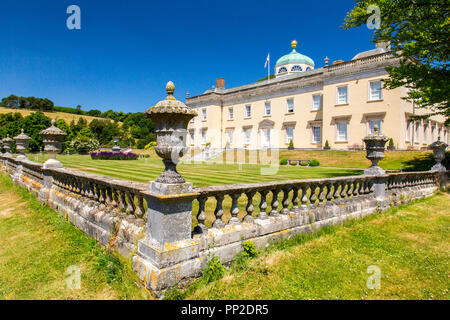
0;107;109;124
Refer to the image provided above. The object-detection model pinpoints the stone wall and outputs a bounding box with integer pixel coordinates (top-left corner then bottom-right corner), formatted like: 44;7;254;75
0;154;446;296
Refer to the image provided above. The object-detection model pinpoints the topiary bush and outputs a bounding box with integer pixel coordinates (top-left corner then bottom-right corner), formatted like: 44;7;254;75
280;158;288;165
309;159;320;167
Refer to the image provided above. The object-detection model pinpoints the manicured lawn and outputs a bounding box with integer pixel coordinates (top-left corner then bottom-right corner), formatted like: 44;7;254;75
28;154;362;187
0;175;152;300
178;192;450;300
218;149;434;170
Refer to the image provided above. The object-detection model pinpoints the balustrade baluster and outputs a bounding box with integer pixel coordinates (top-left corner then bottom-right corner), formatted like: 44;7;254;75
213;194;225;228
245;191;256;221
318;183;325;204
292;187;300;211
135;195;145;219
270;189;280;216
229;193;241;224
300;185;309;207
309;184;317;205
126;192;135;214
196;195;208;231
280;188;290;214
258;190;269;219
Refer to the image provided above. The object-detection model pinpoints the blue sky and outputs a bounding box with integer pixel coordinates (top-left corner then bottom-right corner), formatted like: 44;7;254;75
0;0;375;113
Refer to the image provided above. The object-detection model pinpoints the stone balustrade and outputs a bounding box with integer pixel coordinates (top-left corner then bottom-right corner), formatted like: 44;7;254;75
0;82;446;297
325;51;396;73
193;175;378;232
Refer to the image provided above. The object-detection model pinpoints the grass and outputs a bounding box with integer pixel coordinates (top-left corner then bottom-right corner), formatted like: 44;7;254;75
218;149;434;170
28;154;363;187
0;107;109;124
0;174;152;300
174;192;450;300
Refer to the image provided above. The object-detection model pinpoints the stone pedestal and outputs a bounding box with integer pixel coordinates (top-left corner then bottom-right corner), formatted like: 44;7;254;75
429;138;448;173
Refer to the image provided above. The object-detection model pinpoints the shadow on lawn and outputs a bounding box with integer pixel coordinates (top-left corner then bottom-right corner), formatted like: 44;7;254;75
402;151;449;171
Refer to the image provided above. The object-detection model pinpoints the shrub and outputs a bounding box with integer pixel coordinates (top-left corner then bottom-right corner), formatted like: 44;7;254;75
280;158;288;165
202;256;225;284
309;159;320;167
389;138;394;147
144;141;157;150
71;137;99;154
325;140;330;147
90;151;138;160
242;240;258;258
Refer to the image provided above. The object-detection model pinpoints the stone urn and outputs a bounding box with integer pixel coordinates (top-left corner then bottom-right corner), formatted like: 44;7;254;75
40;120;67;168
2;135;13;156
145;81;197;192
363;126;389;175
429;138;448;172
13;129;31;161
112;136;121;153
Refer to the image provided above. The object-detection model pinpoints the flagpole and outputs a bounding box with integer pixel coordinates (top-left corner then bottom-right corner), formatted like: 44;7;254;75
268;53;270;83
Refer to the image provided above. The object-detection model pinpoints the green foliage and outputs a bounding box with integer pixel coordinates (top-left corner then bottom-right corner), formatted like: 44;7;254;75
257;74;275;82
280;158;288;165
242;240;258;258
144;141;157;150
0;95;54;112
343;0;450;125
309;159;320;167
94;250;123;284
325;140;330;148
71;137;100;154
389;138;394;147
202;256;225;284
289;139;294;148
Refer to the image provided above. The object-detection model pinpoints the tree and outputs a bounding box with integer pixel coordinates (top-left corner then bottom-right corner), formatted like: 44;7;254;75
76;105;82;114
343;0;450;125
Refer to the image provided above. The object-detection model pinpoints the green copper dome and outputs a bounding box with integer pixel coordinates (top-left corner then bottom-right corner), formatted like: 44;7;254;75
276;40;315;67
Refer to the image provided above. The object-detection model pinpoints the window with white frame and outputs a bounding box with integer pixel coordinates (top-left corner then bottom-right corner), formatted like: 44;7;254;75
415;122;421;143
244;128;251;144
336;86;348;105
245;105;251;118
312;126;321;143
264;102;271;116
336;120;348;142
286;98;294;113
368;119;382;134
226;129;234;144
202;108;207;121
423;123;428;144
369;81;383;101
431;123;435;141
228;107;234;120
438;126;442;140
406;120;412;141
201;129;207;144
285;127;294;144
312;94;322;111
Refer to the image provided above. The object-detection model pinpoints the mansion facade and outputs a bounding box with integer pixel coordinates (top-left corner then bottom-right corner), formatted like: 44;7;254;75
186;41;448;150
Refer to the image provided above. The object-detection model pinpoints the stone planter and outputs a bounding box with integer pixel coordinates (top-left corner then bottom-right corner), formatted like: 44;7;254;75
144;81;197;192
40;120;67;168
13;129;31;161
112;136;121;153
429;138;448;172
362;126;389;175
1;135;13;157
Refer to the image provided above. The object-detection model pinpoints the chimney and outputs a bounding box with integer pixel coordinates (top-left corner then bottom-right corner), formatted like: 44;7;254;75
216;78;225;89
